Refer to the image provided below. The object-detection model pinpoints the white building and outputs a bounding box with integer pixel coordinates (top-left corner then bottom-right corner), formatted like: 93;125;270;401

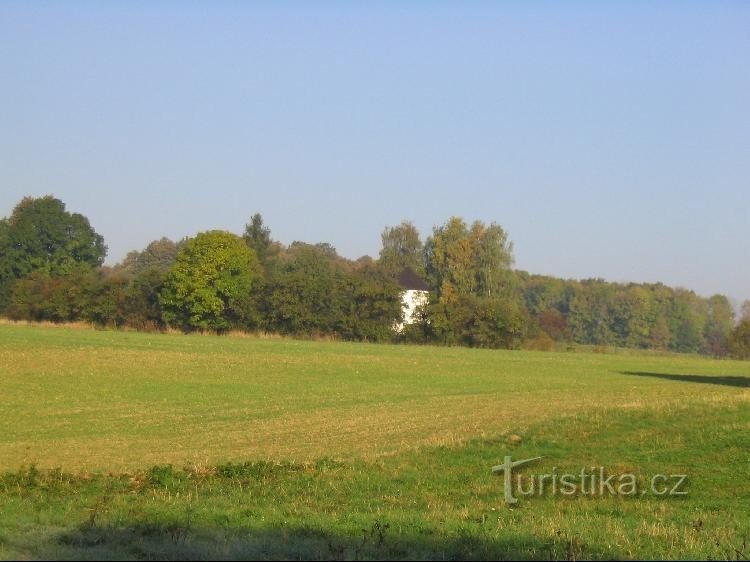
394;268;430;333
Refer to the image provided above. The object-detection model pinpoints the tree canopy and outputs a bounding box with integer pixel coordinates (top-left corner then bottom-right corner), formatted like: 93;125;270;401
424;217;513;301
0;194;747;358
159;231;259;331
0;196;106;310
378;220;424;276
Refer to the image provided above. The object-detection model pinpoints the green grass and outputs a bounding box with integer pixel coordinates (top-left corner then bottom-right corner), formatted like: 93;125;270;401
0;323;748;559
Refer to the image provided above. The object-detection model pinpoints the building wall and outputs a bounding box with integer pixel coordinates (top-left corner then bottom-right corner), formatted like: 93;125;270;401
394;289;429;333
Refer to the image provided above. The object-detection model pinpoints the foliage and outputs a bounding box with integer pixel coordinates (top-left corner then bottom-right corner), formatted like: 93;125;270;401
340;263;404;342
518;274;738;356
378;220;424;276
730;320;750;360
115;237;181;277
243;213;281;264
159;231;259;332
122;267;169;330
6;266;136;327
422;295;527;349
0;196;746;356
262;243;401;340
425;217;514;300
0;196;106;310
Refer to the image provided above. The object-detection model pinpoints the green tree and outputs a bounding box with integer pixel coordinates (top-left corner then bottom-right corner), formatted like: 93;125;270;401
424;217;513;301
668;289;707;353
567;280;615;346
263;243;345;335
6;266;127;326
611;286;652;348
420;217;520;348
159;231;259;332
261;243;401;340
122;268;169;330
471;220;515;298
729;320;750;360
243;213;280;265
378;221;424;276
425;295;526;348
0;196;106;310
740;300;750;323
649;314;672;350
0;218;11;309
116;237;180;276
703;294;734;356
339;264;403;342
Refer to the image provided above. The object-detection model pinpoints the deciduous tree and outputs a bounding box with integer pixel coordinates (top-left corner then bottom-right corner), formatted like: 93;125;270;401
378;221;424;276
0;196;106;310
159;231;258;331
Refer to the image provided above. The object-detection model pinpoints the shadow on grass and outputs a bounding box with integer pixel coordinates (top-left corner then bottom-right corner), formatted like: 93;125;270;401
620;371;750;388
45;521;596;561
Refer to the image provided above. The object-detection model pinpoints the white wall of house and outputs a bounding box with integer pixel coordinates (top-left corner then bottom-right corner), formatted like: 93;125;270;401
394;289;429;333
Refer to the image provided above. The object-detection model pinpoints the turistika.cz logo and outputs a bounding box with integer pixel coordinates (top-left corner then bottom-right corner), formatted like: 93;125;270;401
492;456;688;504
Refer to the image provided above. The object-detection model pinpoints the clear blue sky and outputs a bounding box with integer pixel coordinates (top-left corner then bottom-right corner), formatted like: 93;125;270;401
1;1;748;304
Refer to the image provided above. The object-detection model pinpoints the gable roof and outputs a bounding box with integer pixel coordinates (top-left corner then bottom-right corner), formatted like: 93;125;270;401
397;267;430;291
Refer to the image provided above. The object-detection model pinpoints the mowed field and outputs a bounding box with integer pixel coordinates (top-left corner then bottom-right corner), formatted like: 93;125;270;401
0;323;749;560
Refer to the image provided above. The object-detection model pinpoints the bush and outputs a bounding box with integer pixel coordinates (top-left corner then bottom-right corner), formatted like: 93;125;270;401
523;334;555;352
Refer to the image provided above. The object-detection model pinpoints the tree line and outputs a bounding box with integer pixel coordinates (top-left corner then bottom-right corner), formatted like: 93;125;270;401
1;195;748;359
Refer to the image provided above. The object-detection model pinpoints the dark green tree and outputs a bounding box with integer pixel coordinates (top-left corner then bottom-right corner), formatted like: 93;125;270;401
122;267;169;330
6;266;127;326
263;243;345;335
243;213;280;264
0;196;106;310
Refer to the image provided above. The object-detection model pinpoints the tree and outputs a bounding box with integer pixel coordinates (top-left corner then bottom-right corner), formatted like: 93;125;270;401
261;242;401;340
122;267;169;330
339;265;403;342
0;196;106;310
567;280;615;346
6;266;128;327
669;289;707;353
0;218;11;309
612;286;652;348
159;231;259;332
471;220;515;298
741;300;750;323
649;315;672;350
419;217;520;348
424;217;513;300
243;213;280;264
116;237;180;276
729;320;750;360
424;295;526;348
537;309;569;341
703;294;734;356
378;221;424;276
263;242;345;335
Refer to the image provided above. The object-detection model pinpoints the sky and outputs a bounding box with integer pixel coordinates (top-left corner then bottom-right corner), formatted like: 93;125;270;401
1;1;748;304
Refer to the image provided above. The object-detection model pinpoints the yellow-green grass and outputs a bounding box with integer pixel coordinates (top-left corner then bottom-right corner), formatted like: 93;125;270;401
1;324;747;472
0;323;749;559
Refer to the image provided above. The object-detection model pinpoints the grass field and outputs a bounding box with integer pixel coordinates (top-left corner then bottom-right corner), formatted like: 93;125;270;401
1;323;749;559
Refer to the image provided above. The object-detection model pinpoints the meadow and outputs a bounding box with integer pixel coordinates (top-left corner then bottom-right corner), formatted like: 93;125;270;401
0;323;748;560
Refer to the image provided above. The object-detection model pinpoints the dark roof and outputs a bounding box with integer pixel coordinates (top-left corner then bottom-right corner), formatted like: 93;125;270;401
397;268;430;291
